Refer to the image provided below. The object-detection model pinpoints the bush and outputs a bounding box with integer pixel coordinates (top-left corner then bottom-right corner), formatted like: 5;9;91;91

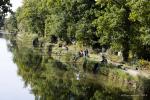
138;59;150;70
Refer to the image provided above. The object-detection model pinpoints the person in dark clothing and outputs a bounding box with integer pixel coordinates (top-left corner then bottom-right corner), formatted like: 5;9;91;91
33;38;39;47
85;49;89;57
83;60;87;72
101;55;107;64
79;50;83;57
93;63;99;74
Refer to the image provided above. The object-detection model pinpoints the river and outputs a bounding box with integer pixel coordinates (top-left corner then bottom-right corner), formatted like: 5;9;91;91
0;38;34;100
0;36;149;100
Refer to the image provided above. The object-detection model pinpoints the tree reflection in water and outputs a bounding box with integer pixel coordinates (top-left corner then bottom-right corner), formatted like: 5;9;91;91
9;44;150;100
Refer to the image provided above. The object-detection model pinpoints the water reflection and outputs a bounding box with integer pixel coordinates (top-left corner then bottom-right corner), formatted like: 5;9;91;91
8;40;150;100
0;38;34;100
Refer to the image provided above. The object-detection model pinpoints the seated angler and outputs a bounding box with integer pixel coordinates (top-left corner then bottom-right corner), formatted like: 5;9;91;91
101;55;107;64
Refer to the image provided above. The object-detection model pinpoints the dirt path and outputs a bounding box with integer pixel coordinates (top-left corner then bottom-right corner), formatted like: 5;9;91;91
125;69;140;76
108;60;150;78
125;69;150;78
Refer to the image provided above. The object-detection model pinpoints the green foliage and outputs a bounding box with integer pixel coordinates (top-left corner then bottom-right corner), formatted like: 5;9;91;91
138;59;150;70
5;0;150;61
5;13;18;33
13;47;42;68
127;0;150;59
94;0;150;61
94;4;126;44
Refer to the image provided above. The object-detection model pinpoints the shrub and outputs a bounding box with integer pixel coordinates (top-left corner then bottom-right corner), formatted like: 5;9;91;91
138;59;150;70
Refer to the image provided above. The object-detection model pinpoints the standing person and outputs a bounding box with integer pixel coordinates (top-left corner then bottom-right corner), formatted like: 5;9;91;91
93;63;99;74
83;59;87;72
102;47;106;53
85;49;89;57
80;50;83;57
83;50;86;57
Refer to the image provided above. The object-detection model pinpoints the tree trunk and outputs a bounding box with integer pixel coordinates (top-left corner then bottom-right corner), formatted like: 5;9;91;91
122;6;131;62
122;40;130;62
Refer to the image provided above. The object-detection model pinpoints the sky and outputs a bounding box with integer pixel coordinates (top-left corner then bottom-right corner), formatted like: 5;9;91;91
10;0;23;11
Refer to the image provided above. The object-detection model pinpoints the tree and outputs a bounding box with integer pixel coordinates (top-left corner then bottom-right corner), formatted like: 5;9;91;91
45;0;96;44
94;0;150;61
5;13;18;33
16;0;48;36
127;0;150;60
0;0;11;28
0;0;11;13
10;0;150;61
74;0;96;46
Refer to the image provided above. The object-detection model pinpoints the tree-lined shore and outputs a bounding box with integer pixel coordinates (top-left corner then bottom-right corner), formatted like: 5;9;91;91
1;0;150;99
5;0;150;63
